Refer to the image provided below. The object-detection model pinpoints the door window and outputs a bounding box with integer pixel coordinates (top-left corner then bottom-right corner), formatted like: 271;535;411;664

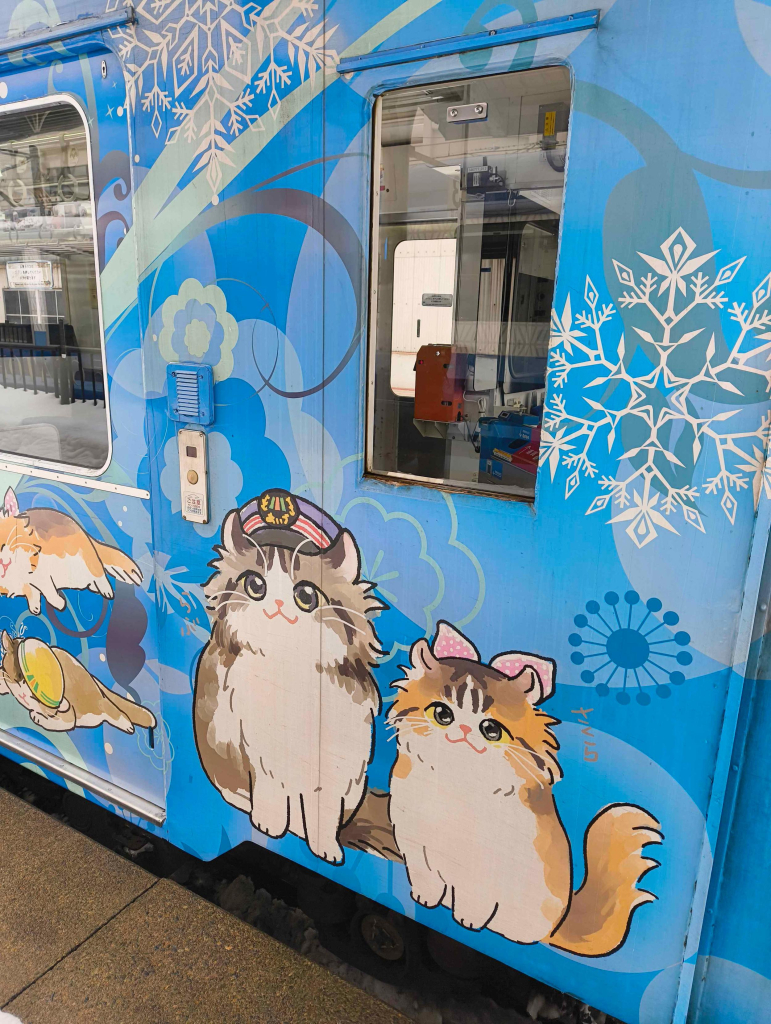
368;67;570;498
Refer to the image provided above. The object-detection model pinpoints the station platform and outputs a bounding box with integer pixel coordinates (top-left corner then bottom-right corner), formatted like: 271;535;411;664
0;789;407;1024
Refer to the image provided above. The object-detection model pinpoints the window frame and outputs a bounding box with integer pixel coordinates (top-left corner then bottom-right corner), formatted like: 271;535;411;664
364;67;569;503
0;92;113;478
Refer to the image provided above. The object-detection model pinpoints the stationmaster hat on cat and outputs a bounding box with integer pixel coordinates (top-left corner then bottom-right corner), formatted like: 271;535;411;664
238;488;341;554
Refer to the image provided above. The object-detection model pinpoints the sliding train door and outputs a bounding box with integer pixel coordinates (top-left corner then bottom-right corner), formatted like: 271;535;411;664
316;20;771;1024
0;49;165;824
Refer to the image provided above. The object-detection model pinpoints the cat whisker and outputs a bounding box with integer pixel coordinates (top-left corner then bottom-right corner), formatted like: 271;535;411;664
210;588;239;601
389;723;420;740
386;713;423;726
386;725;415;739
321;604;375;624
317;606;372;626
290;537;313;577
214;596;253;608
317;614;370;639
386;716;425;736
505;746;541;783
505;745;546;789
238;534;270;569
213;599;254;613
507;741;549;764
318;612;368;630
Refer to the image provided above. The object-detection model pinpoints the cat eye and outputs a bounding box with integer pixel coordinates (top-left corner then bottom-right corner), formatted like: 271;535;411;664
293;581;320;613
479;718;511;743
426;701;454;727
241;571;267;601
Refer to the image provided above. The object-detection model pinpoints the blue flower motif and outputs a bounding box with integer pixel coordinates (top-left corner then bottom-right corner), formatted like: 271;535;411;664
568;590;691;705
170;298;225;365
158;279;238;380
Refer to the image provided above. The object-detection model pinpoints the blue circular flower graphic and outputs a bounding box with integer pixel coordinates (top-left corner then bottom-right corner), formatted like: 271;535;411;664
569;590;691;705
170;297;225;365
158;279;238;381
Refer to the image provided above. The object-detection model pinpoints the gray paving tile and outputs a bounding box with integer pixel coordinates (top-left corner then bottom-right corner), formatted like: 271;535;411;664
0;789;155;1005
7;880;408;1024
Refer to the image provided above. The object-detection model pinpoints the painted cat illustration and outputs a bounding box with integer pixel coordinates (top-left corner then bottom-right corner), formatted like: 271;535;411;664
0;632;156;734
194;488;385;864
0;487;142;615
388;622;663;956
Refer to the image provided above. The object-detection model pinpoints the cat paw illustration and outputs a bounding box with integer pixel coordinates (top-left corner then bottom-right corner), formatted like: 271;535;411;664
404;858;446;908
412;889;445;910
29;711;48;728
312;840;345;865
451;897;497;932
249;806;289;839
453;913;491;931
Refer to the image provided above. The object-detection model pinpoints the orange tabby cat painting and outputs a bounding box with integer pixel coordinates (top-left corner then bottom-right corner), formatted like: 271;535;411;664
387;622;663;956
0;488;142;615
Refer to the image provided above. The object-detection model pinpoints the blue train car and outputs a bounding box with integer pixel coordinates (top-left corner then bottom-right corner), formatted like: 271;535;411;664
0;2;769;1021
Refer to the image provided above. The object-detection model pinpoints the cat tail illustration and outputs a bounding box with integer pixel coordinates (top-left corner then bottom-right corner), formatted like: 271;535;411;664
92;541;143;586
99;685;157;731
548;803;663;957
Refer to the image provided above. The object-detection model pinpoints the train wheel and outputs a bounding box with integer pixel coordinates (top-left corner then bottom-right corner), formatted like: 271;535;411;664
359;910;405;961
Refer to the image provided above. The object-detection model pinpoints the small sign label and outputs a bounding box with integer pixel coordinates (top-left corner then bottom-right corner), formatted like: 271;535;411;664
422;293;453;307
492;447;514;464
6;261;54;289
543;110;557;137
185;493;205;518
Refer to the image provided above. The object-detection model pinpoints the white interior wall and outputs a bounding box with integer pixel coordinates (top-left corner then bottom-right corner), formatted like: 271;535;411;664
390;237;457;396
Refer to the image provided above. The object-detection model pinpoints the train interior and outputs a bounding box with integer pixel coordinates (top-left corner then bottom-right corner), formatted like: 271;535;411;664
370;66;569;498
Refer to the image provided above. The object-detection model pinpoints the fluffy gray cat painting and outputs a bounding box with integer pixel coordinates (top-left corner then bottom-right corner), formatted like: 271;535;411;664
193;489;385;864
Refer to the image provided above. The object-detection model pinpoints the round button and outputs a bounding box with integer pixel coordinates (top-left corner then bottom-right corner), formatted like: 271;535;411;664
187;470;199;485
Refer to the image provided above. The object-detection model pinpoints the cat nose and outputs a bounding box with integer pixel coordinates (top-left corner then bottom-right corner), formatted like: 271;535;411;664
459;724;472;736
274;599;284;608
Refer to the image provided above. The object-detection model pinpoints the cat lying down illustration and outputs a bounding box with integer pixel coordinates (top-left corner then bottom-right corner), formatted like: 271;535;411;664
0;487;142;615
388;622;663;957
0;632;156;735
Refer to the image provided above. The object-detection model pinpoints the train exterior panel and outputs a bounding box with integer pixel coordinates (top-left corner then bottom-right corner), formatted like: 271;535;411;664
0;3;769;1023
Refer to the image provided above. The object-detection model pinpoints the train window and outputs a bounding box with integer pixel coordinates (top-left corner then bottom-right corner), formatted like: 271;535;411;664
367;67;570;499
0;98;109;473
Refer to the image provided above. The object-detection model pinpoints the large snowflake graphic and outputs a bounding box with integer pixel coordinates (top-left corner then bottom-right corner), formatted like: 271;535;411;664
107;0;338;198
543;228;771;547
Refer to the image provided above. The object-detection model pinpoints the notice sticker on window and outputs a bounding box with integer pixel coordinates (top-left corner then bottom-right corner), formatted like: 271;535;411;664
6;261;53;289
421;293;453;307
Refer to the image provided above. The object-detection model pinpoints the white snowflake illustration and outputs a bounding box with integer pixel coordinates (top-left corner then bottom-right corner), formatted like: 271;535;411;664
107;0;338;199
543;227;771;548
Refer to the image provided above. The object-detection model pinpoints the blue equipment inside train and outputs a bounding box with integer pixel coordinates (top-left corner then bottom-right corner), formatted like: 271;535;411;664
477;409;542;482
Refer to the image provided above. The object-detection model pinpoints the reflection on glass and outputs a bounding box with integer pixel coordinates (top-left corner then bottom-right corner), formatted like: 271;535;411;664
369;67;570;498
0;100;109;471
